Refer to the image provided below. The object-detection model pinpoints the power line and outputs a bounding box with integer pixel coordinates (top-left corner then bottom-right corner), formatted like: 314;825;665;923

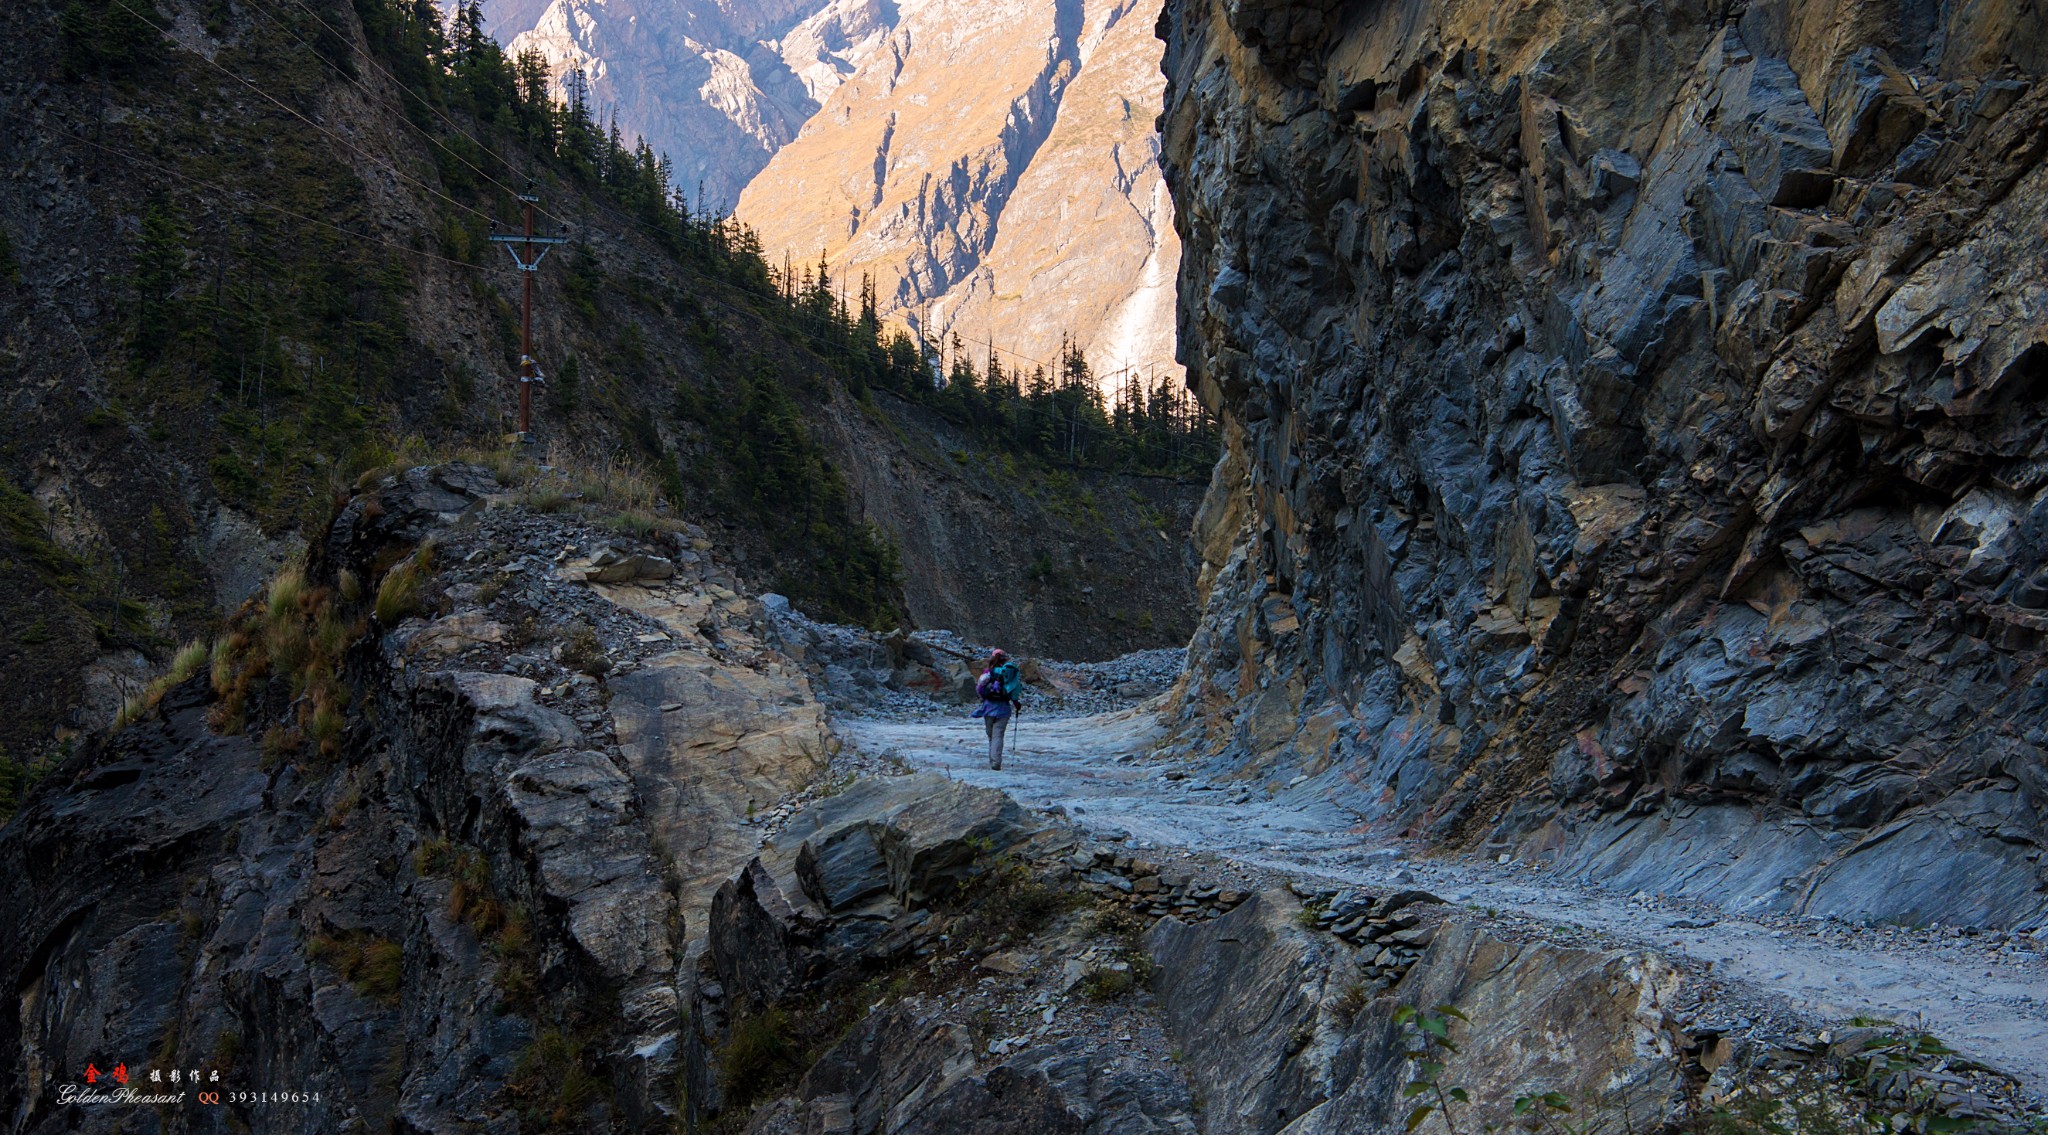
108;0;507;232
246;0;567;226
246;0;718;260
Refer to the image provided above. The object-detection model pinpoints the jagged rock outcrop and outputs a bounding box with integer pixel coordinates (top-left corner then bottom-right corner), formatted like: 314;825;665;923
1161;0;2048;930
1149;892;1688;1134
493;0;834;208
0;465;837;1130
737;0;1183;378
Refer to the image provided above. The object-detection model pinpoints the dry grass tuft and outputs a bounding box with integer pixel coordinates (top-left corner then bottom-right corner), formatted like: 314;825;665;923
113;638;213;730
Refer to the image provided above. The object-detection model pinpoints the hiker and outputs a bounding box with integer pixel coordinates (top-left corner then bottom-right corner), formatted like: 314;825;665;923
972;648;1023;770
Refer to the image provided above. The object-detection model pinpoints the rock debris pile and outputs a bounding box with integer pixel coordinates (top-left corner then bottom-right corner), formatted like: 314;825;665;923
1289;883;1448;987
1061;846;1250;921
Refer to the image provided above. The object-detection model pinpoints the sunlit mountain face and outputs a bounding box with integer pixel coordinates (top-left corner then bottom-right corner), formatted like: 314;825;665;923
485;0;1182;387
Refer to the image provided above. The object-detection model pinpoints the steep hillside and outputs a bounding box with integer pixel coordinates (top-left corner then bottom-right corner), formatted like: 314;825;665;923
489;0;839;208
735;0;1182;379
0;0;1198;793
1162;0;2048;931
481;0;1185;387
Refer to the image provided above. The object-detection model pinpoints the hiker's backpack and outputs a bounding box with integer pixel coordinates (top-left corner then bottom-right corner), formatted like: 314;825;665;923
977;669;1010;702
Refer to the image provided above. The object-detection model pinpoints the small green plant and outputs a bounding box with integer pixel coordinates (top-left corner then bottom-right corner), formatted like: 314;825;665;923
415;838;504;936
603;508;682;537
324;775;364;832
956;854;1073;949
518;483;571;513
1515;1091;1586;1135
0;748;53;824
1393;1004;1471;1134
167;638;210;683
1335;980;1370;1022
557;622;610;677
375;545;435;625
308;931;403;1005
259;724;300;770
476;572;510;605
414;837;459;876
113;637;213;729
268;562;307;623
509;1029;605;1130
492;904;540;1008
720;1008;798;1110
1080;965;1137;1001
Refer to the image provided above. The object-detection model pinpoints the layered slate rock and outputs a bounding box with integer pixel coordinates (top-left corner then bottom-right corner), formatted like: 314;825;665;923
744;1003;1196;1135
598;577;835;951
687;773;1209;1134
1159;0;2048;929
1148;892;1687;1135
0;465;852;1131
701;773;1039;1013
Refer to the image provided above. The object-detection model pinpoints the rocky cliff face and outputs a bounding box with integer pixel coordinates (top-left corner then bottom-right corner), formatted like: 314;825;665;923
1162;0;2048;932
0;466;832;1130
492;0;846;209
736;0;1183;381
813;393;1202;661
484;0;1185;384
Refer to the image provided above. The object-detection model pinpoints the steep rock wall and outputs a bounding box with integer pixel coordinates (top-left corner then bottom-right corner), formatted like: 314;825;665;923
814;391;1202;661
494;0;829;208
0;468;830;1130
736;0;1185;381
1161;0;2048;930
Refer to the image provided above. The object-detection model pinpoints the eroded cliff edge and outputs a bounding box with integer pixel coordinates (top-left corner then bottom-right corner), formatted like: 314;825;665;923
1160;0;2048;930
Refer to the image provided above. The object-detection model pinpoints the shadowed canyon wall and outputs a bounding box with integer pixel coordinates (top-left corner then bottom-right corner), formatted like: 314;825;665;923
1162;0;2048;931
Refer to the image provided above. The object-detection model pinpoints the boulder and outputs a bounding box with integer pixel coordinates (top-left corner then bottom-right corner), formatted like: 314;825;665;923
585;547;678;583
1148;892;1686;1135
745;1003;1196;1135
708;774;1040;1011
782;773;1040;905
797;822;894;913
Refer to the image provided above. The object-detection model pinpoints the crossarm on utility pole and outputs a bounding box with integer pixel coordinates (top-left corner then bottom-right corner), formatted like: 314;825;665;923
489;190;568;437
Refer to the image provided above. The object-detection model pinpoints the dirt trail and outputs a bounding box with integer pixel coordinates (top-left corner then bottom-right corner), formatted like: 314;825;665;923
837;705;2048;1104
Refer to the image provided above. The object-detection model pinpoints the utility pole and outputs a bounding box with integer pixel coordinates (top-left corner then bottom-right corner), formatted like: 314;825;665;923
490;183;567;438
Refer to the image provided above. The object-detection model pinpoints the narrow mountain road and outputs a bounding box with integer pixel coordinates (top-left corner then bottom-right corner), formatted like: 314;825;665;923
837;705;2048;1104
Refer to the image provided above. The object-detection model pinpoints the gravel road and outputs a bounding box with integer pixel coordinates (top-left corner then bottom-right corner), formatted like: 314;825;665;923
837;703;2048;1105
